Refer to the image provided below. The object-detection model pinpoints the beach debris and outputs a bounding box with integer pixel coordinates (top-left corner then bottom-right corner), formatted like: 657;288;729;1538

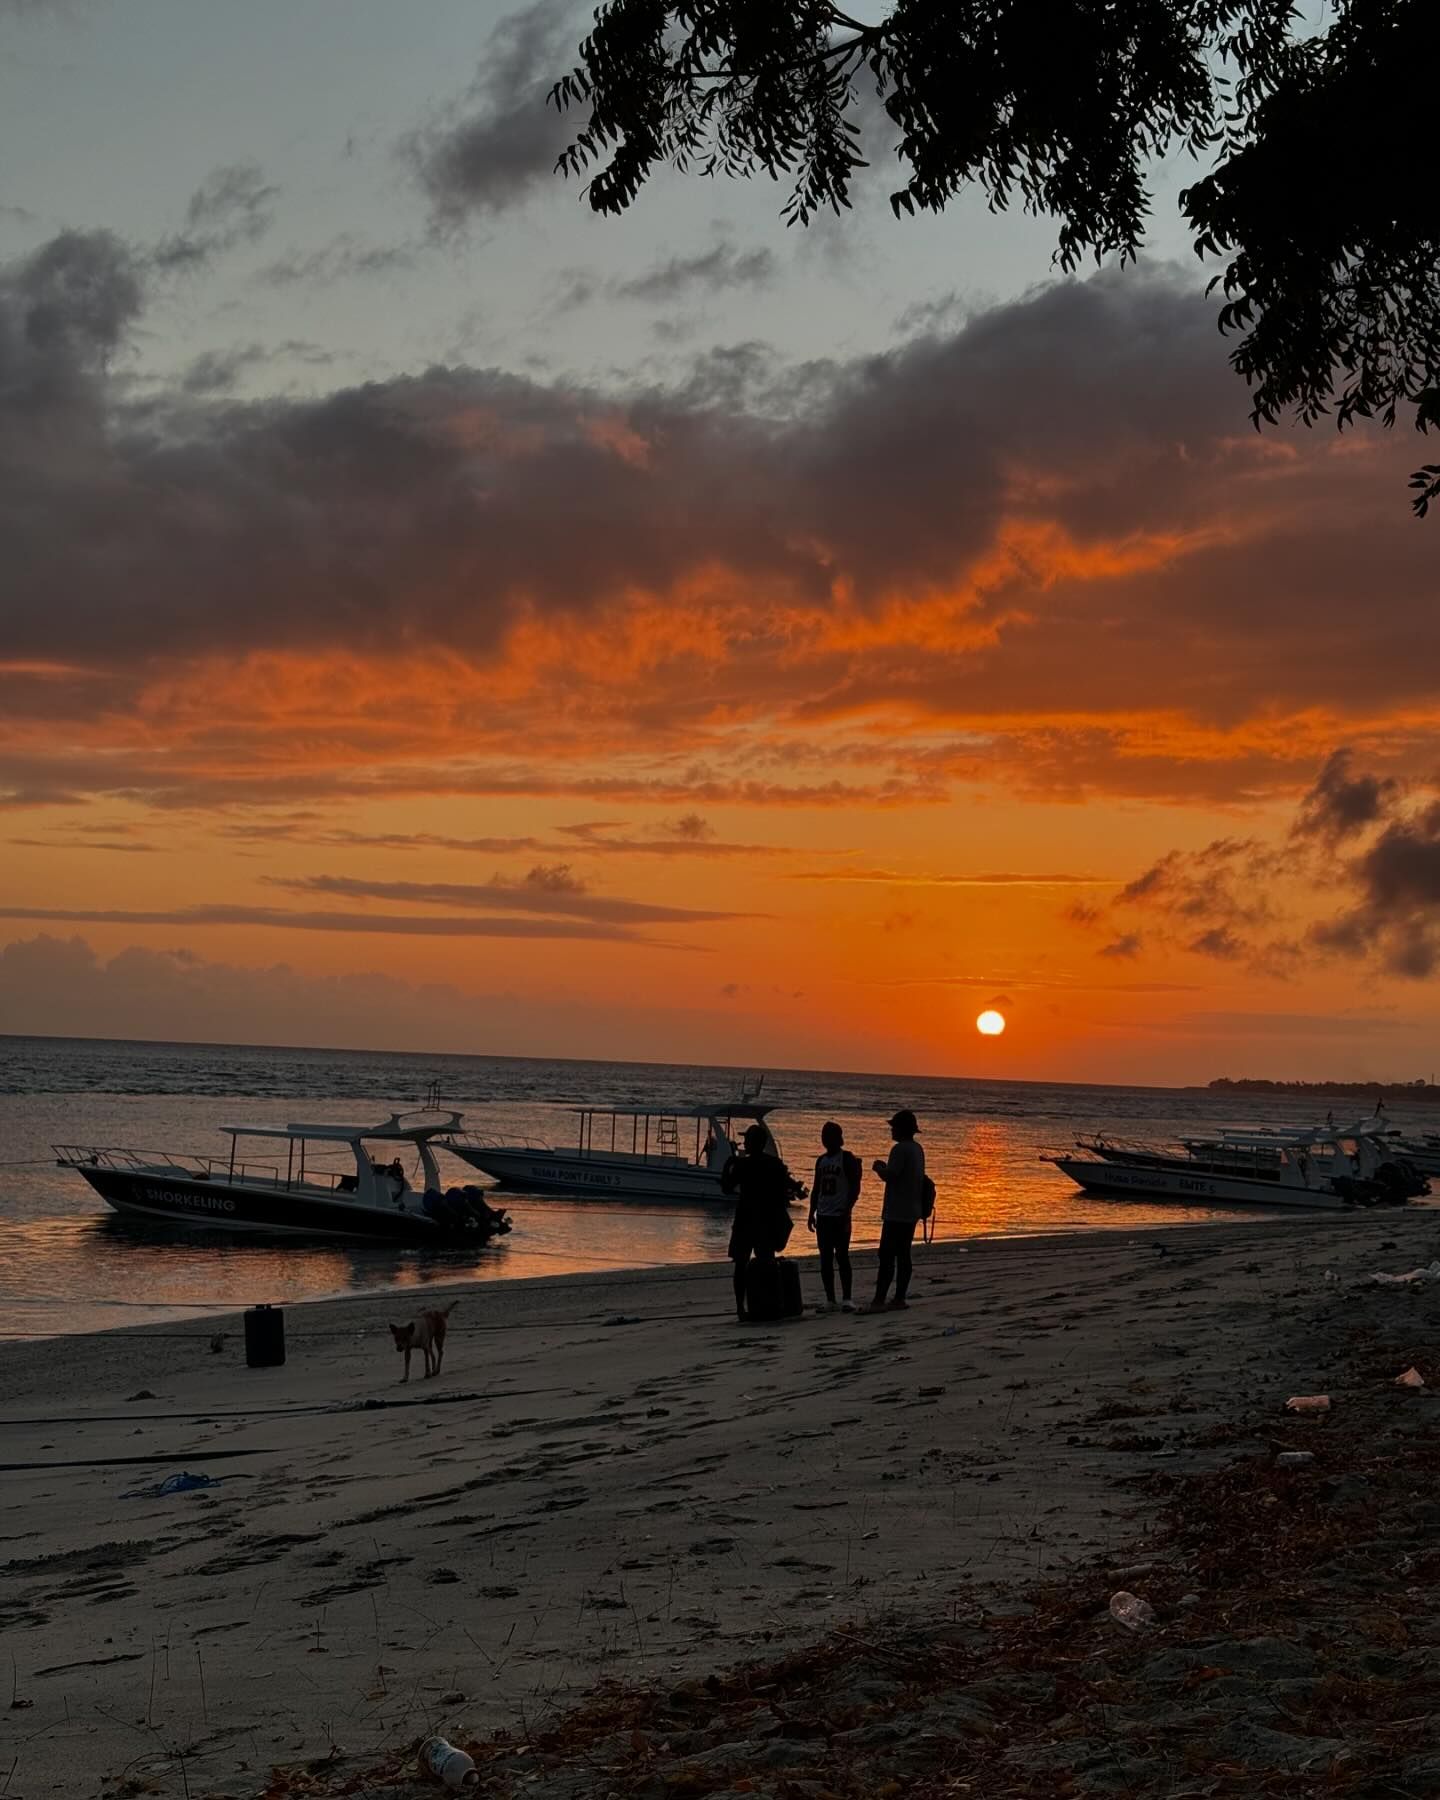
1276;1451;1315;1466
1284;1395;1331;1414
1395;1366;1426;1388
1109;1561;1166;1582
419;1734;480;1790
1369;1260;1440;1286
603;1314;641;1327
121;1470;225;1500
1108;1590;1157;1632
125;1389;156;1402
209;1333;226;1353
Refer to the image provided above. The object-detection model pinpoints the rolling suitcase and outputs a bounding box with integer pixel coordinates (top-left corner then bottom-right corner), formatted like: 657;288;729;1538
244;1304;285;1368
745;1257;804;1321
745;1257;784;1321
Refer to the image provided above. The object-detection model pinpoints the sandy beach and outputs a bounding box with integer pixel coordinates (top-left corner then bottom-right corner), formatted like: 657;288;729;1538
4;1209;1439;1798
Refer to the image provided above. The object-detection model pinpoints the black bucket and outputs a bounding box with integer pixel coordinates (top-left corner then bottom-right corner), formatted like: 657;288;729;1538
244;1304;285;1368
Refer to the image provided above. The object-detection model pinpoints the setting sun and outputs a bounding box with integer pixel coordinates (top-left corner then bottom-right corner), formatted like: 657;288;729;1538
976;1010;1007;1037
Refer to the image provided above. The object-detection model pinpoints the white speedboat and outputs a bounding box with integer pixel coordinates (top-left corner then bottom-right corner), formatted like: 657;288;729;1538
1048;1117;1425;1211
55;1110;512;1242
445;1087;781;1204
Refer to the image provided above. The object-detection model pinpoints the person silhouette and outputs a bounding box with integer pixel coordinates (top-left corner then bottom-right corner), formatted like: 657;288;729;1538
808;1120;860;1311
861;1109;926;1313
721;1123;801;1322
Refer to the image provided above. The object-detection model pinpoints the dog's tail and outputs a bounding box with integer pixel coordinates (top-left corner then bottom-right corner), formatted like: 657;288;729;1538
439;1300;460;1317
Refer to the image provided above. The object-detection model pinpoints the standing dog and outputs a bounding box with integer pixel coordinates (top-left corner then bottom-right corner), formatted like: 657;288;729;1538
389;1300;457;1383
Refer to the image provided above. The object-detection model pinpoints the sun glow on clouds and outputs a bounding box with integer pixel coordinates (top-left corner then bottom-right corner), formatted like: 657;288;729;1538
3;236;1440;1078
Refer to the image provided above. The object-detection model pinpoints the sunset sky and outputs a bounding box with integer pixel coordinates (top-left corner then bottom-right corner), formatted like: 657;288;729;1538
1;0;1438;1085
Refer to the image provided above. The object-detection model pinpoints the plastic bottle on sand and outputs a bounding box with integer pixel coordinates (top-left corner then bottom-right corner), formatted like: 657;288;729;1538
419;1736;480;1790
1108;1591;1156;1632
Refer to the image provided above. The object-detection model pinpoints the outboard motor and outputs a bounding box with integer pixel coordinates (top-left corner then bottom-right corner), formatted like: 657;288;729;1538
462;1184;511;1235
1377;1158;1428;1201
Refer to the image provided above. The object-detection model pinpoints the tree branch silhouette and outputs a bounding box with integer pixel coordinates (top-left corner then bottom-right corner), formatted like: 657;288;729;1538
549;0;1439;515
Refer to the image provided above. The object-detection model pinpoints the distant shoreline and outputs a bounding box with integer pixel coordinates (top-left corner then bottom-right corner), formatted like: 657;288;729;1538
1208;1078;1437;1098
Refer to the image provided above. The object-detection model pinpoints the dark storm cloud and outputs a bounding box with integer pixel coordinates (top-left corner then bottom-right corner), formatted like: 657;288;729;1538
0;228;141;413
1308;800;1440;977
0;226;1431;761
0;247;1230;665
1103;756;1440;982
405;0;579;224
1293;748;1400;844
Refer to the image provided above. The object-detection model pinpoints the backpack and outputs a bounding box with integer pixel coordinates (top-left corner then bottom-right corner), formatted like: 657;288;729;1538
919;1174;936;1220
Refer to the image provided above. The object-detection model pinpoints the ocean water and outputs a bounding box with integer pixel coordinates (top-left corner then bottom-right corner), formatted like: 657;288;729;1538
2;1034;1434;1340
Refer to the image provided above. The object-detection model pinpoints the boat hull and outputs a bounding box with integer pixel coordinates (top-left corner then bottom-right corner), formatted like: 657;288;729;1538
1051;1157;1352;1211
448;1143;725;1204
75;1167;506;1243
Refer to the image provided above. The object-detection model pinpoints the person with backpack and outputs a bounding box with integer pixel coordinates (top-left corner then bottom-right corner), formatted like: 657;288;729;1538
721;1123;805;1322
808;1120;861;1312
862;1108;931;1313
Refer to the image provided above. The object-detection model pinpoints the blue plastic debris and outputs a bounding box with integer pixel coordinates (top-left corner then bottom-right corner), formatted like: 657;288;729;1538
122;1471;224;1500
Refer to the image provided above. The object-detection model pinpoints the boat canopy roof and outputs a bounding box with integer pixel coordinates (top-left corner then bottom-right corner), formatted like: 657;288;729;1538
221;1111;464;1144
1209;1116;1387;1148
572;1103;773;1122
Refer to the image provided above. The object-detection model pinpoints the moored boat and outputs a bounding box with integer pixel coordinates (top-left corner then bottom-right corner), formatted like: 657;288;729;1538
55;1110;512;1243
1048;1117;1427;1211
445;1083;780;1204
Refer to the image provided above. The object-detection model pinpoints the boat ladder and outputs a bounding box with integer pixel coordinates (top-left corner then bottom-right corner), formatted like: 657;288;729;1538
655;1115;681;1158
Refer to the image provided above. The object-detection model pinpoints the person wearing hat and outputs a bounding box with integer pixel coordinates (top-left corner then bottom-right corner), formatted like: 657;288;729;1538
863;1109;926;1312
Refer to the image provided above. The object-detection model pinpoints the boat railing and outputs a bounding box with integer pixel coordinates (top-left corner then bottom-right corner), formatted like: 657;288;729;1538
54;1144;366;1195
56;1144;216;1177
446;1131;696;1164
447;1131;554;1153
